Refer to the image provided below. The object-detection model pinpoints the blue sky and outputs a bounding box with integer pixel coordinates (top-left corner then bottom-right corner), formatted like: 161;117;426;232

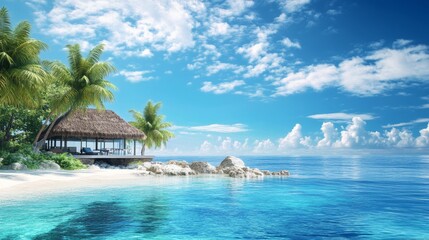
4;0;429;155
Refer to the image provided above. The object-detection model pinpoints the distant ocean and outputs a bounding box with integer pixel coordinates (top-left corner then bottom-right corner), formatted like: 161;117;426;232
1;155;428;239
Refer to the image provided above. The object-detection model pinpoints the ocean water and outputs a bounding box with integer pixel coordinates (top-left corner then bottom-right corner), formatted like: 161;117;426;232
1;155;429;239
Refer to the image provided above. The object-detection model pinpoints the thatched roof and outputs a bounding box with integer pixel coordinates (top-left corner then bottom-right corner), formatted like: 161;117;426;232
46;109;146;139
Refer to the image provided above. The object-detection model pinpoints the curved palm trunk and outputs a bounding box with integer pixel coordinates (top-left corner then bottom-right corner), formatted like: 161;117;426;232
141;143;146;156
34;114;62;151
33;112;54;151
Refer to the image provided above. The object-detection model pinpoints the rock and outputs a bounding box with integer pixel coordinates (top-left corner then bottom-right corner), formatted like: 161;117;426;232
87;165;101;170
143;162;152;169
276;170;289;176
261;170;272;175
1;162;28;170
167;160;189;168
39;160;61;170
228;167;264;178
218;156;245;169
163;164;195;176
147;164;164;174
189;162;216;174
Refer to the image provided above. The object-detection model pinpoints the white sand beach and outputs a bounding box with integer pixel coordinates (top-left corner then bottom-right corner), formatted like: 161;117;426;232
0;169;161;200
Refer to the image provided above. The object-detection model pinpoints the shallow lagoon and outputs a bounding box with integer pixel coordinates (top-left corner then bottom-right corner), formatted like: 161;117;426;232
1;156;429;239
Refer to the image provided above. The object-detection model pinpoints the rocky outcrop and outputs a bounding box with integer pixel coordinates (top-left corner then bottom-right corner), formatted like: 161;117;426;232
84;156;289;178
39;160;61;170
216;156;289;178
218;156;245;169
189;162;216;174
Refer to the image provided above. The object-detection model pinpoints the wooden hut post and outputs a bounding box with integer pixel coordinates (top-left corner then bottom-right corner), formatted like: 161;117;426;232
60;137;63;149
95;138;98;150
64;137;68;149
133;139;136;155
123;138;126;155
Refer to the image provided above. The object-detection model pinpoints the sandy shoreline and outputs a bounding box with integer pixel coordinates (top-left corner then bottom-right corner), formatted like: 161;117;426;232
0;169;174;200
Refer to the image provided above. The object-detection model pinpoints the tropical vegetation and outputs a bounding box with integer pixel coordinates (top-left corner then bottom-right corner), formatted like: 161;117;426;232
130;101;174;155
0;7;116;170
0;7;47;107
33;43;116;150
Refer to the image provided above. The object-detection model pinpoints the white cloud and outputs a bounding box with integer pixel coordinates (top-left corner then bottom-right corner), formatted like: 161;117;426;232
201;80;245;94
416;123;429;147
274;64;338;95
278;124;311;149
383;118;429;128
326;9;341;16
237;42;267;63
385;128;415;148
308;113;375;121
137;49;154;58
282;0;311;13
118;70;153;82
393;39;412;48
274;43;429;96
206;62;240;76
200;140;213;152
317;122;338;147
420;104;429;109
253;139;275;153
217;0;254;17
281;37;301;49
208;22;230;36
173;123;248;133
337;117;372;148
32;0;202;56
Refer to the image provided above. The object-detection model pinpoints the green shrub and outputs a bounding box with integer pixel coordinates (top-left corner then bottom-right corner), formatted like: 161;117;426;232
2;152;42;169
46;153;86;170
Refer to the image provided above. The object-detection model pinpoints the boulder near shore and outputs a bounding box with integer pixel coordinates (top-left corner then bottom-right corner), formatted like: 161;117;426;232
89;156;290;178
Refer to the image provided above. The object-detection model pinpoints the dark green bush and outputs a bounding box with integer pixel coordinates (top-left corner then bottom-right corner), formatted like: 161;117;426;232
0;145;85;170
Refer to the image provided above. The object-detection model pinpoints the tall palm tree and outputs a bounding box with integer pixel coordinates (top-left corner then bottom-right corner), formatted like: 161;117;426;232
33;44;116;150
0;7;47;107
129;101;174;155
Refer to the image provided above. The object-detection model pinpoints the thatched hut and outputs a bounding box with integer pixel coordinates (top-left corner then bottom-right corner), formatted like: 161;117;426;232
44;109;146;155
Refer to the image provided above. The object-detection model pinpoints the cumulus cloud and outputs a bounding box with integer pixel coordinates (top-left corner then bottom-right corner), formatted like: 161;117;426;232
253;139;275;153
416;124;429;147
201;80;245;94
274;44;429;96
118;70;153;82
281;0;311;13
208;22;231;36
206;62;241;76
199;137;250;154
195;118;429;155
278;124;311;149
281;37;301;48
308;113;375;121
32;0;203;56
317;122;338;147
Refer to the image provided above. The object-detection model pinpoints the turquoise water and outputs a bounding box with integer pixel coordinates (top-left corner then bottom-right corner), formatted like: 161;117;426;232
1;156;429;239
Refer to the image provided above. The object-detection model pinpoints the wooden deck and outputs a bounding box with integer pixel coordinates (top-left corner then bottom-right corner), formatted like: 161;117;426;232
74;155;154;165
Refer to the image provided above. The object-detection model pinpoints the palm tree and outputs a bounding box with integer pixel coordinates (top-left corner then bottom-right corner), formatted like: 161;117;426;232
33;44;116;150
0;7;47;107
130;101;174;155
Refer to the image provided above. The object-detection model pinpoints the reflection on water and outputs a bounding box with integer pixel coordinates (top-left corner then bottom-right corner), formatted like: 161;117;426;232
33;201;127;239
134;196;168;235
